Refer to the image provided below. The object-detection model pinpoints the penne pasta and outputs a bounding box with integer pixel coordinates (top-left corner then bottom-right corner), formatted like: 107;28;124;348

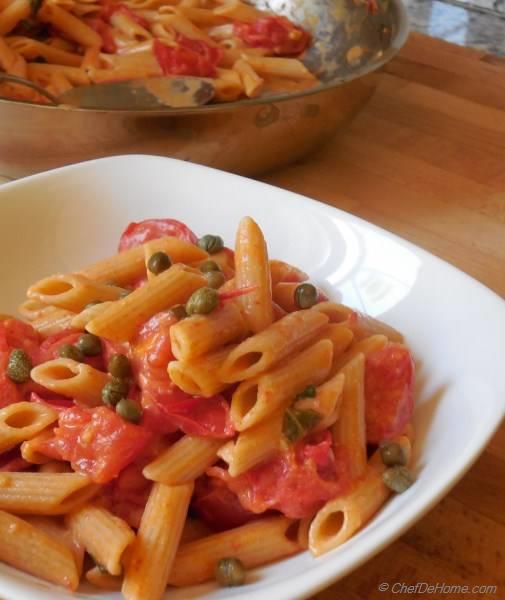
233;58;264;97
332;334;388;374
86;566;122;590
294;371;345;432
243;55;316;80
0;0;30;35
30;306;76;338
38;0;102;47
0;401;58;453
143;435;223;484
21;428;56;464
231;338;333;431
70;300;113;330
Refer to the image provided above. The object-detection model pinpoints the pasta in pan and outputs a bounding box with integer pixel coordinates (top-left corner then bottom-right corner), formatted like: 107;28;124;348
0;215;416;598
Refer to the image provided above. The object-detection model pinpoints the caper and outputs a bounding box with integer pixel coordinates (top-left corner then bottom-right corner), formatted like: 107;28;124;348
204;270;225;289
294;283;318;309
170;304;188;321
197;234;224;254
199;260;220;273
6;348;32;383
108;353;132;379
283;408;321;443
102;378;129;407
379;442;407;467
76;333;102;356
116;398;142;423
58;343;84;362
85;300;102;309
185;287;219;316
147;251;171;275
296;384;316;400
215;557;246;587
383;466;414;493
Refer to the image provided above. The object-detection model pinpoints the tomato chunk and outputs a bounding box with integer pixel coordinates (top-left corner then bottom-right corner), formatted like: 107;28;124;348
50;406;153;483
142;385;234;439
365;343;415;443
0;318;40;364
153;37;222;79
213;431;351;518
85;17;117;53
233;16;311;56
38;328;105;370
118;218;198;251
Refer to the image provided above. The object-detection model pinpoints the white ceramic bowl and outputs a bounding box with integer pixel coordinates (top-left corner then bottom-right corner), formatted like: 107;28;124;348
0;155;504;600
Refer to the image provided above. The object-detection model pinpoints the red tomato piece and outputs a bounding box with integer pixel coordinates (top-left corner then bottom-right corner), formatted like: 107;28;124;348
0;318;40;363
85;17;117;53
30;391;74;412
192;476;261;531
0;354;22;408
364;343;415;443
142;386;234;439
38;329;105;370
0;448;31;472
50;406;153;483
118;217;198;251
153;37;222;79
213;431;351;519
233;16;311;56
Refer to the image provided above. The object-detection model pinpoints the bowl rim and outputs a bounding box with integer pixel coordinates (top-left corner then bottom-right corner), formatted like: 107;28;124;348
0;0;409;116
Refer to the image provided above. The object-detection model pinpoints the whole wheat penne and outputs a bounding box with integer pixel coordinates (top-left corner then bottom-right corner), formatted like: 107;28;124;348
231;338;333;431
0;401;58;453
80;236;207;285
170;300;247;361
0;510;80;590
332;334;388;374
0;472;98;515
220;310;329;382
66;504;135;575
122;482;193;600
143;435;223;484
86;264;206;342
27;273;125;312
169;516;300;586
31;358;110;406
234;216;274;333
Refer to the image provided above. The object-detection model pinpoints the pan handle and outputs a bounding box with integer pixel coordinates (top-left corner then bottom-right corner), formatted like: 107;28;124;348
0;73;59;105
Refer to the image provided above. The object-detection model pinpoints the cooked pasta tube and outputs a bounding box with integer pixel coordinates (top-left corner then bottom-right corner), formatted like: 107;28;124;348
0;0;30;36
0;472;98;515
269;259;308;286
7;36;82;65
0;401;58;453
30;306;76;338
322;323;355;371
272;282;300;312
39;461;71;474
220;310;329;382
122;482;193;600
143;436;223;484
0;510;80;590
170;301;247;361
213;67;243;101
110;9;151;40
0;32;27;77
213;0;266;22
66;504;135;576
157;13;216;45
311;301;353;323
27;273;125;312
38;0;102;47
17;298;47;320
169;516;300;587
86;264;206;342
31;358;110;407
234;216;274;333
86;566;122;590
70;300;113;330
243;55;316;80
168;345;235;397
332;354;367;479
233;58;264;97
294;372;345;432
21;428;55;464
80;236;207;285
308;435;412;556
231;338;333;431
217;408;283;476
332;334;388;374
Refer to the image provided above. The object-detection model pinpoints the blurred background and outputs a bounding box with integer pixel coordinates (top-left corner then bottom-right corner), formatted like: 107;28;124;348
406;0;505;55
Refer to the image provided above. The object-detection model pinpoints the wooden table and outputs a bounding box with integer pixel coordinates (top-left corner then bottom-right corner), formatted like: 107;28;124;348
264;32;505;600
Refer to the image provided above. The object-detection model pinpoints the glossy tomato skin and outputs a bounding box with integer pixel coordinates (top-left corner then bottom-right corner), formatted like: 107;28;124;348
233;16;311;56
50;406;153;483
153;37;222;78
365;343;415;443
118;218;198;251
38;329;105;370
213;431;351;519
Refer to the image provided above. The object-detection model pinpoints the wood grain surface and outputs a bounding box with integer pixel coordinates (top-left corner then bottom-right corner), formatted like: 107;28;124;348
264;32;505;600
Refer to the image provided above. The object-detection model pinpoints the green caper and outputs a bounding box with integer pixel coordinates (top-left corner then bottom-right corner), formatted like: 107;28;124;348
76;333;102;356
58;343;84;362
296;384;316;400
85;300;102;309
215;557;246;587
197;234;224;255
170;304;188;321
185;287;219;316
199;260;220;273
119;289;132;299
6;349;32;383
101;378;129;407
147;251;171;275
116;398;142;423
204;270;225;289
283;408;321;443
108;354;132;379
379;442;408;467
383;466;414;493
294;283;318;309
